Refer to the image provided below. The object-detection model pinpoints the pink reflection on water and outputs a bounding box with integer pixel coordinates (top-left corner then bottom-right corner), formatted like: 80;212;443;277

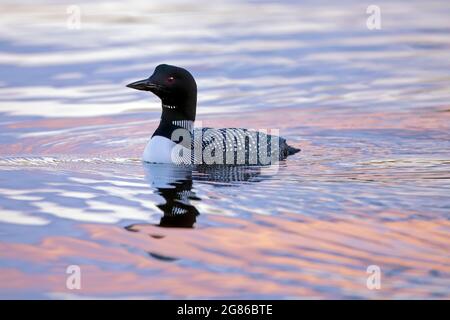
2;105;449;157
1;214;449;299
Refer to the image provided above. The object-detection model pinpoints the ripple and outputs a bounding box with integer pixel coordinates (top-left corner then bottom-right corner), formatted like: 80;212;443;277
1;0;450;300
0;156;141;167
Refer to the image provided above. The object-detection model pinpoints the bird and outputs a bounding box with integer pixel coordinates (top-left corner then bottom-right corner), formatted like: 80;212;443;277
126;64;300;165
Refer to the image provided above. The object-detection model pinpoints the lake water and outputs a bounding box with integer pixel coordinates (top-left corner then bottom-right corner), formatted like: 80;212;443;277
0;0;449;299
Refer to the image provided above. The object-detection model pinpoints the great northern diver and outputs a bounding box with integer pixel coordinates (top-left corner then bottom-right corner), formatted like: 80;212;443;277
127;64;300;165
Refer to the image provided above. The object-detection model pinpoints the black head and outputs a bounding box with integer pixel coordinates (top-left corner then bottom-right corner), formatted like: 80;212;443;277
127;64;197;121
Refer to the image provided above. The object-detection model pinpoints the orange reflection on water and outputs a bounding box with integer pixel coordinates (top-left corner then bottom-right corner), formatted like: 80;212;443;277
1;213;448;299
2;105;449;157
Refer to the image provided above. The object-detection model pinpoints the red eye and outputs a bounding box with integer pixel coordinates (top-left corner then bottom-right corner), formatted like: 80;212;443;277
167;76;175;83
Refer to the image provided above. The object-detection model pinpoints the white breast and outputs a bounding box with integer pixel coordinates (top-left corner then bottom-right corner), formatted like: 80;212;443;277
142;136;191;164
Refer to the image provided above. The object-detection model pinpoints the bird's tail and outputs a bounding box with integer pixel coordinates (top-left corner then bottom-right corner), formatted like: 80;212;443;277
286;145;301;155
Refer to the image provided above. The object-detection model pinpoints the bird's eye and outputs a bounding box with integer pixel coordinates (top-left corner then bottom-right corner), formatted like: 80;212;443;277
167;76;175;83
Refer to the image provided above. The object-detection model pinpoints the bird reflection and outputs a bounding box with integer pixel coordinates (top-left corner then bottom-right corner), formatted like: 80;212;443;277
142;164;199;228
125;163;266;230
155;177;200;228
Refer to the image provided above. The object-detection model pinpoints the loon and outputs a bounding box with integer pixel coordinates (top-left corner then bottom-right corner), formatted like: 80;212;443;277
127;64;300;165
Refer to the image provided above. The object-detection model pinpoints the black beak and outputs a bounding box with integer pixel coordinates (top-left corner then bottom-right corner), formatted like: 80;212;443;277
126;78;159;91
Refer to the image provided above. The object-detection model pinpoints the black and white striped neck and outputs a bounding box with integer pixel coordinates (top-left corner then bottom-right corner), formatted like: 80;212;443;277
162;103;177;110
172;120;194;132
152;118;194;140
160;101;196;122
153;100;196;139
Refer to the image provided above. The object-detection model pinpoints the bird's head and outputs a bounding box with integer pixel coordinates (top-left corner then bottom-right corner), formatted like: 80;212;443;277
127;64;197;121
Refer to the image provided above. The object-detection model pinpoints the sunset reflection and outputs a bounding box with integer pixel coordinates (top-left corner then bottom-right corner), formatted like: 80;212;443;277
1;0;450;299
